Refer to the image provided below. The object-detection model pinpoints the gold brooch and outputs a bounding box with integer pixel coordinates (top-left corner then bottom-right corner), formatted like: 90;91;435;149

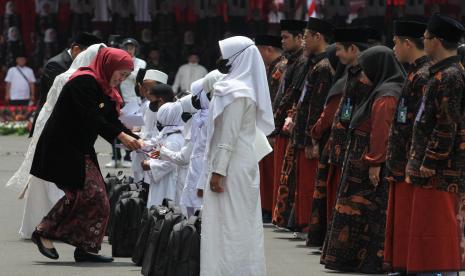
99;103;105;108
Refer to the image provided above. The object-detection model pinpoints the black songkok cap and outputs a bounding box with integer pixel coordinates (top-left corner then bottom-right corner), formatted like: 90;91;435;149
73;32;102;47
393;20;427;38
334;27;369;43
427;13;465;43
280;19;307;33
365;27;382;42
306;17;334;35
255;35;282;49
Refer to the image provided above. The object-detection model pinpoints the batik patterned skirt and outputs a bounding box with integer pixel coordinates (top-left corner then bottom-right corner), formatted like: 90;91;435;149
36;156;110;253
322;130;388;274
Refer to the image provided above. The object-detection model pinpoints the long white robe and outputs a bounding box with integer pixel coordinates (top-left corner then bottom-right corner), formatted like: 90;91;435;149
184;119;207;207
201;97;266;276
159;141;191;206
131;100;157;182
146;132;184;207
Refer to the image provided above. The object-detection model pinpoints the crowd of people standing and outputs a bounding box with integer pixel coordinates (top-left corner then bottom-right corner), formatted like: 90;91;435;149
258;14;465;276
3;5;465;276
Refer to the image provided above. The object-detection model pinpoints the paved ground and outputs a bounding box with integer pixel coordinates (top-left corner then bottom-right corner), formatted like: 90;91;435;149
0;135;371;276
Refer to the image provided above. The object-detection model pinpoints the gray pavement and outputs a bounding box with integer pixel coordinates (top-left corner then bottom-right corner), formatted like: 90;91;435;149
0;135;367;276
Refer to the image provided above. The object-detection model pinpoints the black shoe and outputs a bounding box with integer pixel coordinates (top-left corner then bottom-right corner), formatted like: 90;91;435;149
31;230;59;260
74;248;114;263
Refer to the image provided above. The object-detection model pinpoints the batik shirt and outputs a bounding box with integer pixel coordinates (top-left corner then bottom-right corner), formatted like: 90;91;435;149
408;55;465;193
292;52;333;148
267;55;287;105
385;56;431;182
272;48;307;136
327;65;372;166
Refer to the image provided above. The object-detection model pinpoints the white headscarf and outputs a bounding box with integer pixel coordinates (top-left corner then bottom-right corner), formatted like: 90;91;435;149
7;26;20;42
156;101;184;139
202;69;224;109
189;70;225;142
5;1;14;15
212;36;274;136
5;43;107;191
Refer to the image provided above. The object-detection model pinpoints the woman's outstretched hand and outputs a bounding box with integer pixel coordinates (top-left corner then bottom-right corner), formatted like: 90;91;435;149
118;132;144;151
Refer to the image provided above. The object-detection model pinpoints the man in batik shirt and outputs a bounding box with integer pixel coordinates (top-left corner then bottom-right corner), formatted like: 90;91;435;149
406;14;465;274
271;19;308;227
256;34;286;222
383;19;431;274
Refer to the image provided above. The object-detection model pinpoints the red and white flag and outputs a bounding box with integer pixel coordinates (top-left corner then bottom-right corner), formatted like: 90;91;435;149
307;0;317;17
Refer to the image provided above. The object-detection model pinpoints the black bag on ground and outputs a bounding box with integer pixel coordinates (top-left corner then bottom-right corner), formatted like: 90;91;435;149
149;208;184;276
165;214;202;276
104;171;124;195
141;206;171;276
132;206;158;266
111;190;147;257
107;181;138;238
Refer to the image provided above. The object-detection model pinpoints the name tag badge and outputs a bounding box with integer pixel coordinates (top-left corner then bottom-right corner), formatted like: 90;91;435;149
340;98;353;122
397;98;407;124
397;106;407;124
99;103;105;109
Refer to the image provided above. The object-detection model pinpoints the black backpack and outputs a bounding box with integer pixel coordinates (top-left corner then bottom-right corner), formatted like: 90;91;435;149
111;190;147;257
141;206;171;276
149;208;184;276
141;199;184;276
165;214;202;276
104;171;125;195
132;206;158;266
107;181;139;239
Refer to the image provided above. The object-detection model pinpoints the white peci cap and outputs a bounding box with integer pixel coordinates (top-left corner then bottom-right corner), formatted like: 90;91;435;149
144;69;168;84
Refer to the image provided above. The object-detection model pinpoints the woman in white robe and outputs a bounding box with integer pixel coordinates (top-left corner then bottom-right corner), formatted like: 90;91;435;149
5;43;106;239
146;101;185;207
200;36;274;276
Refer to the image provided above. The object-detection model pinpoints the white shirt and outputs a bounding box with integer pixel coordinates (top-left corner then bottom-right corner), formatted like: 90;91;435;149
172;63;207;95
147;132;185;207
5;66;36;100
120;57;146;104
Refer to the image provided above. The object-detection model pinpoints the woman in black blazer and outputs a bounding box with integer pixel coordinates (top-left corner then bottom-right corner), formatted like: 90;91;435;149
30;47;143;262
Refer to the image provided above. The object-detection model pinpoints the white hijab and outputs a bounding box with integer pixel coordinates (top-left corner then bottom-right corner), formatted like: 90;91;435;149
189;70;225;142
156;101;184;140
202;69;224;109
206;36;274;162
5;43;107;191
7;26;20;42
5;1;14;15
212;36;275;136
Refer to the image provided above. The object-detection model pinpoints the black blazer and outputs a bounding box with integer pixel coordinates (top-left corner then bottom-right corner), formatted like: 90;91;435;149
30;50;73;137
30;75;137;191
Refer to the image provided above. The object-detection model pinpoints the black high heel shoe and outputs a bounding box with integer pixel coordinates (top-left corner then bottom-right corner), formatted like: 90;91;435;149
31;230;59;260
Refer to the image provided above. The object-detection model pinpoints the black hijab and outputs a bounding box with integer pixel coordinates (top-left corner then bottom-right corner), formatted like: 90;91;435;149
349;45;406;130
